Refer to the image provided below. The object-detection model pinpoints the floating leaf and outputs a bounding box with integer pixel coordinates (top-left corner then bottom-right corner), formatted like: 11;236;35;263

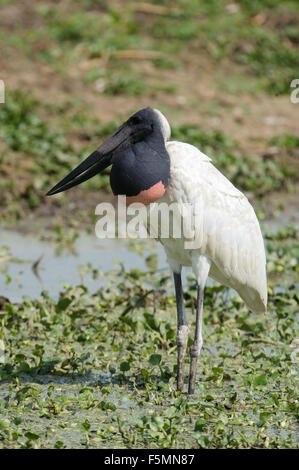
149;354;162;366
120;361;130;372
253;375;268;386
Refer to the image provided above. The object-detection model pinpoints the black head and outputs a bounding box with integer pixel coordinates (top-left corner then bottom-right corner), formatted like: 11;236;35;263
126;108;170;143
46;108;170;197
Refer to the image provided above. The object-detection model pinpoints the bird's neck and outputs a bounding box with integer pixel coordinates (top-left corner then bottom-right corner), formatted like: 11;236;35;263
110;133;170;204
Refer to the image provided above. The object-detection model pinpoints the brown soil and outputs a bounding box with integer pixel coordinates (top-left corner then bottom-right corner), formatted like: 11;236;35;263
0;2;298;230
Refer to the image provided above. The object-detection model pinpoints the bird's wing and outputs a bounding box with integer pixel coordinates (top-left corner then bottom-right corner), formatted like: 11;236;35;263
165;141;267;313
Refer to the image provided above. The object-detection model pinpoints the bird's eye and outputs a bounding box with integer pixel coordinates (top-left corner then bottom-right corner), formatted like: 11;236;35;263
129;115;142;125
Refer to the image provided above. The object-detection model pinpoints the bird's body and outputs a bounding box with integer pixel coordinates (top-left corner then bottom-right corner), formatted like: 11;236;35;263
47;107;267;394
155;140;267;314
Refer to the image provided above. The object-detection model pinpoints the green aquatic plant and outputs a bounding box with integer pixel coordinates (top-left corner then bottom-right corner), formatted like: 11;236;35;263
0;226;298;448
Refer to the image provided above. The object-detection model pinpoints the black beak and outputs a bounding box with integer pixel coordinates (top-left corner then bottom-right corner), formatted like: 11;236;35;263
46;122;131;196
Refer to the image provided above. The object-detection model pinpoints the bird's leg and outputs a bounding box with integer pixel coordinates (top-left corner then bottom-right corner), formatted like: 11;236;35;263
188;255;210;395
173;271;189;392
188;284;204;394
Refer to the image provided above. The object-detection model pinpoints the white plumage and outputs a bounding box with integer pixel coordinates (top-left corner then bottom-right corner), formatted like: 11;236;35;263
153;140;267;314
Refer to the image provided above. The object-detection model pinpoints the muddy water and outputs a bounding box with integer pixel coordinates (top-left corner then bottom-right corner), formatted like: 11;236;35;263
0;230;169;302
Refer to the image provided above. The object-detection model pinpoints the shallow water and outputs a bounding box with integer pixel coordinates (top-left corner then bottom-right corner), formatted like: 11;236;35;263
262;208;299;233
0;208;297;302
0;230;168;302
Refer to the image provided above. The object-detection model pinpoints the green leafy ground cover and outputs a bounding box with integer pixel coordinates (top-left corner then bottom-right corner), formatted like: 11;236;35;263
0;0;298;223
0;226;298;448
0;0;298;449
0;90;297;221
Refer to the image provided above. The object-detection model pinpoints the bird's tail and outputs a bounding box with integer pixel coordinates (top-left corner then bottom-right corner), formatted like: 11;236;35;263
237;283;267;314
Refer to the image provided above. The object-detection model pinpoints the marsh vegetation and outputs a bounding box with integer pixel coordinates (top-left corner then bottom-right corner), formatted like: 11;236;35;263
0;0;298;448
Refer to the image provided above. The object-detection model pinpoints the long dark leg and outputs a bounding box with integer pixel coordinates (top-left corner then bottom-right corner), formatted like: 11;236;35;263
173;271;189;392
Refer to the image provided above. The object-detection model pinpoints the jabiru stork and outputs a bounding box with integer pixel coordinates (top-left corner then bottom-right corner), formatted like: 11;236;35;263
47;108;267;394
